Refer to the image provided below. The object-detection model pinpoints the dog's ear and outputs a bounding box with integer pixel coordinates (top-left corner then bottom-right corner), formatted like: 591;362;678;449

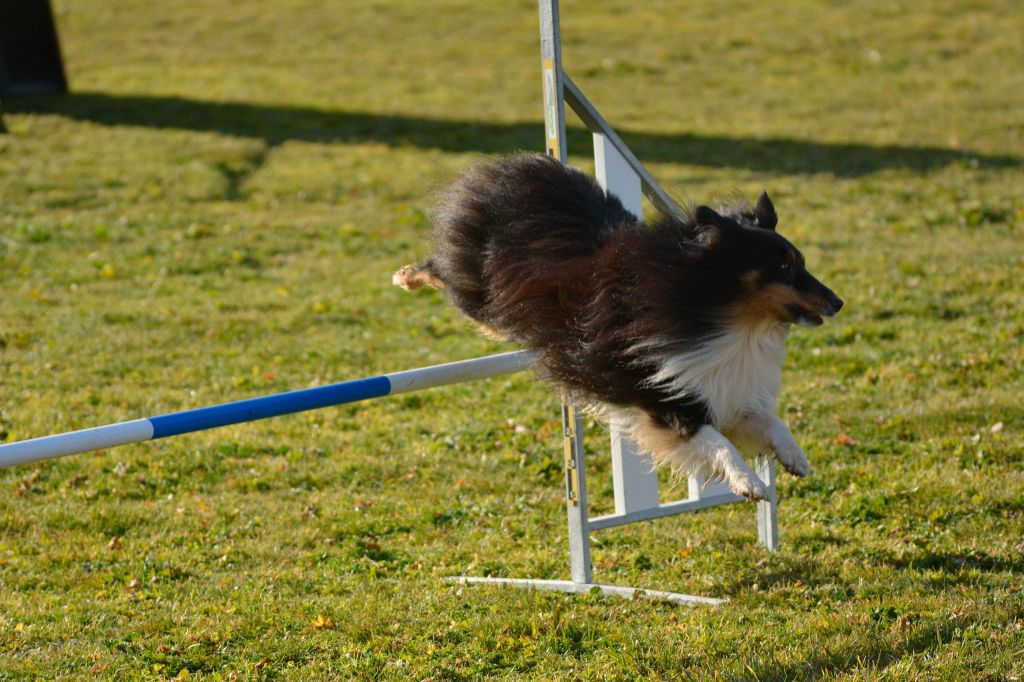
693;205;729;245
695;205;725;227
755;191;778;231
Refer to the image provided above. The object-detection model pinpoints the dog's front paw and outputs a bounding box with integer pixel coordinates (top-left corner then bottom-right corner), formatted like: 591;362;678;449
727;470;772;501
774;441;810;477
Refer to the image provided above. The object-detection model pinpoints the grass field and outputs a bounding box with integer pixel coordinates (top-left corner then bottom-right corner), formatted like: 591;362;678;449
2;0;1023;679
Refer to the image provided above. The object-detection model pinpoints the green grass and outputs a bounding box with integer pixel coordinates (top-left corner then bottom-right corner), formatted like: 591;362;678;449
1;0;1023;679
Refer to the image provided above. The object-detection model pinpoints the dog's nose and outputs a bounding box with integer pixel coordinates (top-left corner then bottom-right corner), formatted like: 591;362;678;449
828;294;844;314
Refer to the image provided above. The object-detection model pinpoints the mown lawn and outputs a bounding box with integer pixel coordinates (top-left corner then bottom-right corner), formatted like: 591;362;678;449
1;0;1022;679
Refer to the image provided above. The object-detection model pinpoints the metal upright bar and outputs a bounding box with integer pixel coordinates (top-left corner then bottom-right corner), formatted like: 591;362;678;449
538;0;568;162
561;397;592;583
539;0;593;586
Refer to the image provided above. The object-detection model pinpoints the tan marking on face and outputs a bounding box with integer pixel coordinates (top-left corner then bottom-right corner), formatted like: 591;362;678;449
734;281;829;324
792;288;831;315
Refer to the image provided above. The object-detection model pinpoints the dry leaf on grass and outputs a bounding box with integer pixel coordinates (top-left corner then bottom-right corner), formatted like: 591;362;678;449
310;614;335;630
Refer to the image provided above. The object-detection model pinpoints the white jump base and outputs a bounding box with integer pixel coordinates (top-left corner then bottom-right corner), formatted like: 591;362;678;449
446;576;726;607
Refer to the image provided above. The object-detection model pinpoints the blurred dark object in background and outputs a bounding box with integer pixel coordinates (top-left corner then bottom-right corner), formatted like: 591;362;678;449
0;0;68;95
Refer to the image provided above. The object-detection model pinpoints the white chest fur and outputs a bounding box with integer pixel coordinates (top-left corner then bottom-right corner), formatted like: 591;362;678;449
645;321;788;429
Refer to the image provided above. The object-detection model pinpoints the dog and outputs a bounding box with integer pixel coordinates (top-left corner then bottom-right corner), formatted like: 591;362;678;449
394;153;842;500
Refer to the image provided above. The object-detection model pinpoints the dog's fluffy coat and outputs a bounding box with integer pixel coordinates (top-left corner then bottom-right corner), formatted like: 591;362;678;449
395;154;842;500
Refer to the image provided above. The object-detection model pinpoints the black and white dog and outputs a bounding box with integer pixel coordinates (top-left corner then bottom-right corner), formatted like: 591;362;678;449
395;154;842;500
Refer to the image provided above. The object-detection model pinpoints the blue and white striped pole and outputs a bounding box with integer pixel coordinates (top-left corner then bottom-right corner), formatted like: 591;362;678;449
0;351;534;468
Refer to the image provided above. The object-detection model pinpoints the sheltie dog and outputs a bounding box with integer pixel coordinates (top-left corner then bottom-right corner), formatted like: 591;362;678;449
394;153;842;500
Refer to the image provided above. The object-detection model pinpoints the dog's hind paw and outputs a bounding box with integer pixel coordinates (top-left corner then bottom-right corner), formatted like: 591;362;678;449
393;264;446;291
392;265;424;290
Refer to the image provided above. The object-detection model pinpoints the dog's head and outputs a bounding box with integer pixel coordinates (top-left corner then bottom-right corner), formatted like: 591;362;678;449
695;192;844;327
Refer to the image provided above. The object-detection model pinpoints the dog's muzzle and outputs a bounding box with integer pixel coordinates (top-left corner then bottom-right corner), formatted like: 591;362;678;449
787;293;843;328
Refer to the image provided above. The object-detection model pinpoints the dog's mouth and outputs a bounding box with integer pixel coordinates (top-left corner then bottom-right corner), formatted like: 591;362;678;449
789;307;824;327
786;299;843;328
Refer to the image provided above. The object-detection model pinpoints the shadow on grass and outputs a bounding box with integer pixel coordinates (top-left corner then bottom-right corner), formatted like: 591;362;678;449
8;92;1021;177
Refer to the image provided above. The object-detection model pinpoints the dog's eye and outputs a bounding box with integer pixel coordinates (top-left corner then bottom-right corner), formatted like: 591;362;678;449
780;262;791;273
